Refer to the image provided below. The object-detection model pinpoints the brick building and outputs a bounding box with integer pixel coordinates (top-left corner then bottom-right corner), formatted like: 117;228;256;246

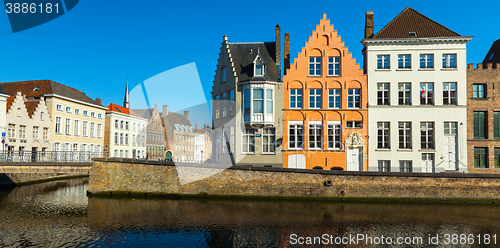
282;14;368;170
467;62;500;173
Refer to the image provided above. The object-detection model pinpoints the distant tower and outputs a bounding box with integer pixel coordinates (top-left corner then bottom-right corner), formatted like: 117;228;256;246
123;78;130;108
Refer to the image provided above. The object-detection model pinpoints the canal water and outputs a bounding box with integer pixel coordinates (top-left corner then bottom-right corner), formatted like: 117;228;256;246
1;178;500;247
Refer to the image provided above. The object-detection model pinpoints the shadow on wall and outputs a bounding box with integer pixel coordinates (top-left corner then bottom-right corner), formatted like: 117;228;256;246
0;173;16;189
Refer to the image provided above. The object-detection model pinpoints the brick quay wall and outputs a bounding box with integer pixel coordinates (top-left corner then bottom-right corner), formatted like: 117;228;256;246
88;159;500;203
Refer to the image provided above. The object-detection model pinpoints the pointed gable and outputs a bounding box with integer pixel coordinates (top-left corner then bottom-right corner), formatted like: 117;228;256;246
373;7;460;39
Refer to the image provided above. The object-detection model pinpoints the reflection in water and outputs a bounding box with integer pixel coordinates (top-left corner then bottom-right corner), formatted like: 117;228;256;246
1;179;500;247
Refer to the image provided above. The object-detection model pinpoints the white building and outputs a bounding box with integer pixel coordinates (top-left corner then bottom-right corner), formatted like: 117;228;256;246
194;123;205;163
105;103;147;158
0;86;7;143
362;8;472;173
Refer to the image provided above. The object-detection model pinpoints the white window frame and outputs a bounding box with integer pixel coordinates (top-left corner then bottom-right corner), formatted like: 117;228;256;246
309;89;321;109
442;54;457;69
74;120;80;136
347;88;361;109
328;56;340;76
398;122;411;149
309;56;321;76
377;83;390;106
420;82;434;105
308;122;322;150
377;55;390;69
398;82;411;105
377;122;390;149
328;89;341;109
420;54;434;69
328;121;341;150
241;128;255;154
443;82;457;105
398;54;411;69
288;121;304;150
55;116;62;134
290;89;303;109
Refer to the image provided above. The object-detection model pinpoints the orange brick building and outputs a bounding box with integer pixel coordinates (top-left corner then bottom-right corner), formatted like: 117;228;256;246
282;14;368;170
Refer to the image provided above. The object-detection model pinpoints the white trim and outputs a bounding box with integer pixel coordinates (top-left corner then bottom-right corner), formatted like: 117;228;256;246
308;121;322;125
327;121;341;125
289;121;303;125
45;94;107;109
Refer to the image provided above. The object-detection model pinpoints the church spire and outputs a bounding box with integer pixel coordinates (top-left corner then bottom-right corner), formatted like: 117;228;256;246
123;76;130;108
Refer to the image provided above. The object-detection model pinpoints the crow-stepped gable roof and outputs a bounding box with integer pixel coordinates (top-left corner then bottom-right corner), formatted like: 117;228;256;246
373;7;461;39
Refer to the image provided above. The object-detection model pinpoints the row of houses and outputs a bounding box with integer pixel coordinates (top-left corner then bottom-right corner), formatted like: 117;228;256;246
210;7;500;173
0;80;212;163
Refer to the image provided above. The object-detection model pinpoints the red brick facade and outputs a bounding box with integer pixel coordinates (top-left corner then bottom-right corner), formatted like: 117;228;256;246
467;62;500;173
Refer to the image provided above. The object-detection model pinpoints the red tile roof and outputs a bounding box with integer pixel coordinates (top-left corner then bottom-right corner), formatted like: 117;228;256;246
373;7;460;39
6;96;14;112
106;103;145;118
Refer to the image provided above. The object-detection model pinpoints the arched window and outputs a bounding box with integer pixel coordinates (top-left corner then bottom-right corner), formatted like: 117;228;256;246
40;112;44;120
16;108;21;117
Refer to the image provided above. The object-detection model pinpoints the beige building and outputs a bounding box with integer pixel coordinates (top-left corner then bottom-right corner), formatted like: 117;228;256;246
161;105;195;162
0;85;8;145
132;103;166;160
0;80;106;161
4;92;52;161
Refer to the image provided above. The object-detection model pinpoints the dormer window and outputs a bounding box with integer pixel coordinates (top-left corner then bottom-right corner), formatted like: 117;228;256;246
254;55;264;76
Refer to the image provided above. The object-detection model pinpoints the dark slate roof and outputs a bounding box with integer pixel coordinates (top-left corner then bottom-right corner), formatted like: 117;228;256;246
0;80;102;106
373;7;460;39
0;84;5;95
131;108;153;119
483;39;500;64
163;112;192;127
229;42;280;82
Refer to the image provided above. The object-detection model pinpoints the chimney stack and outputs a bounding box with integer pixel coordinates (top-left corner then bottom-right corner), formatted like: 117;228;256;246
95;98;103;105
196;123;199;129
365;11;374;39
162;105;168;116
184;111;189;120
275;24;281;79
284;32;290;75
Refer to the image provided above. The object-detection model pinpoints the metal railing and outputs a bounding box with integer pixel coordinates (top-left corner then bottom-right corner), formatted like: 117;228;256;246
0;151;104;163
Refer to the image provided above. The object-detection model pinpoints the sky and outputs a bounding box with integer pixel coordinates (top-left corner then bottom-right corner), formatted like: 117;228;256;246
0;0;498;126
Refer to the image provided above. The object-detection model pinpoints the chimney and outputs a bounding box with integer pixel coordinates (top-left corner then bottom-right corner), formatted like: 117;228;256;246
95;98;103;105
196;123;199;129
365;11;374;39
275;24;281;79
184;111;189;120
284;32;290;75
162;105;168;116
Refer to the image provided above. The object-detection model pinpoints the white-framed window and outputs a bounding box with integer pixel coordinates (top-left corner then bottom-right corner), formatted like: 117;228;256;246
32;126;39;140
420;82;434;105
377;83;390;106
53;142;60;152
8;124;15;138
82;121;88;137
309;89;321;109
398;82;411;105
290;89;303;109
262;128;275;154
19;125;26;140
252;89;263;114
66;106;71;113
133;123;136;131
309;57;321;76
444;122;457;135
420;54;434;69
222;92;227;118
347;89;361;108
120;121;124;129
114;150;118;157
420;122;434;149
97;123;102;138
83;110;88;116
377;55;390;69
400;161;412;172
443;82;457;105
125;121;129;130
244;88;273;115
115;120;119;129
215;95;220;119
398;122;411;149
56;104;62;111
254;58;263;76
242;128;255;154
289;122;304;149
74;109;80;115
309;123;322;149
72;143;78;152
328;122;341;149
65;118;71;135
133;134;136;146
328;56;340;76
377;122;390;149
398;54;411;69
125;134;129;145
328;89;341;109
90;122;95;138
98;113;102;119
378;160;390;172
74;120;80;136
43;127;48;140
346;121;362;129
120;133;124;145
114;132;119;145
55;116;62;134
442;54;457;68
91;112;95;118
